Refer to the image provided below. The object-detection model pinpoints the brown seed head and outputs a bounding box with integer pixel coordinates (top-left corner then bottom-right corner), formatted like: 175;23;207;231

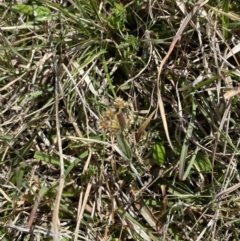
114;97;126;110
98;120;110;132
103;108;116;120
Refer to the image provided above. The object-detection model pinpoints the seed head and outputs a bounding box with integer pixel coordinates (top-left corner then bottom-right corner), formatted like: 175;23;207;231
103;108;116;120
114;97;126;110
98;120;110;132
110;117;120;133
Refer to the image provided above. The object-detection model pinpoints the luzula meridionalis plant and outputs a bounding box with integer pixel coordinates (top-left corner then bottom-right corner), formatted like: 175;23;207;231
98;98;133;160
98;98;133;134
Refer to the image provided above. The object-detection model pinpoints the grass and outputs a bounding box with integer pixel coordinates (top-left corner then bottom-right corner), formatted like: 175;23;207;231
1;0;240;240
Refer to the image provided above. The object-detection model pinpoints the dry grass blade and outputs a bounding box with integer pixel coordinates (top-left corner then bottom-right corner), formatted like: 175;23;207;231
207;5;240;21
74;148;92;241
27;186;48;229
223;87;240;99
117;209;159;241
135;109;156;143
51;29;65;241
156;0;209;150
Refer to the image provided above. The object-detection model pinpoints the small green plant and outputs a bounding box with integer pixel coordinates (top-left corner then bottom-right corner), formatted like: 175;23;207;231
81;165;97;183
12;4;51;22
152;142;166;165
107;3;127;32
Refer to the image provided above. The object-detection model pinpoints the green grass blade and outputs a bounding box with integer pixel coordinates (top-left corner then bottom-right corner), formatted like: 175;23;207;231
179;96;196;180
222;0;229;39
183;147;199;180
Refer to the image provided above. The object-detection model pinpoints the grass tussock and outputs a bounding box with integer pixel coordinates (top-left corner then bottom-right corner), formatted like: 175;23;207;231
1;0;240;240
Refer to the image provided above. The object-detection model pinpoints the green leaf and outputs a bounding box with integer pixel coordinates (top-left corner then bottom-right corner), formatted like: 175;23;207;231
12;4;33;15
222;0;229;39
15;163;27;189
27;87;54;100
34;151;63;166
194;152;212;173
116;132;132;160
13;131;38;166
179;96;196;180
107;3;127;31
39;185;49;196
152;143;166;165
12;4;51;17
183;147;199;180
117;209;159;241
65;151;89;177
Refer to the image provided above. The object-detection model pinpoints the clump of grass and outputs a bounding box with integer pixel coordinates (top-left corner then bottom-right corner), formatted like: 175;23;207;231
1;0;240;240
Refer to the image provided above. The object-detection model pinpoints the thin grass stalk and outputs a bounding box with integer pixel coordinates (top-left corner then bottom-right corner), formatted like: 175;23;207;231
51;25;65;241
179;96;197;180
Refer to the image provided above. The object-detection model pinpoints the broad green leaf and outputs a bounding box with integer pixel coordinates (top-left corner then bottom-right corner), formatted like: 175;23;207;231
194;152;212;173
152;143;166;165
34;151;63;166
232;96;238;106
12;4;51;17
39;185;49;196
0;135;13;141
12;4;33;15
116;132;132;160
